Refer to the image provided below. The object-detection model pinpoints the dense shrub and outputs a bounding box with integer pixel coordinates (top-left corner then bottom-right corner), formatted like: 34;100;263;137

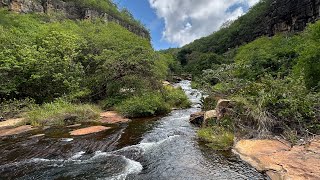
116;93;171;118
116;86;190;118
163;86;191;109
235;35;298;80
297;22;320;91
0;9;169;106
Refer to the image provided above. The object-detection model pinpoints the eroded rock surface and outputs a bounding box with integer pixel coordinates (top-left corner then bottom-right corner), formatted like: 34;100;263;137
0;118;25;128
70;126;110;136
233;138;320;180
0;125;34;137
100;111;130;124
1;0;150;39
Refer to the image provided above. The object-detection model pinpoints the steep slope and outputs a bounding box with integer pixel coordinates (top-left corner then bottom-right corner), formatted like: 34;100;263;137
183;0;320;54
0;0;150;39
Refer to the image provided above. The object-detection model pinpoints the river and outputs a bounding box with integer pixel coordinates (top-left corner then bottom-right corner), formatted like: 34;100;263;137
0;80;265;179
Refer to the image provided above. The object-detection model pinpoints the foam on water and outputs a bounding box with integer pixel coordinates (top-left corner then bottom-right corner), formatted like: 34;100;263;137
109;156;143;180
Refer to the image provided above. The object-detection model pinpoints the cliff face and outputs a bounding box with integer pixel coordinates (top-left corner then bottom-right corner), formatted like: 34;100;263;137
0;0;150;39
267;0;320;35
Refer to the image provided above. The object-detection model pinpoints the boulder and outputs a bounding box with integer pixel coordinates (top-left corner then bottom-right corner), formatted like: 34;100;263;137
216;99;232;120
100;111;130;124
189;112;205;127
172;76;183;82
162;81;171;86
204;110;217;120
70;126;110;136
203;110;217;127
233;138;320;180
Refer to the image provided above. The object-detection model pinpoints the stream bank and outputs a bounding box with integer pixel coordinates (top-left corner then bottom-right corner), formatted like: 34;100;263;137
0;81;265;179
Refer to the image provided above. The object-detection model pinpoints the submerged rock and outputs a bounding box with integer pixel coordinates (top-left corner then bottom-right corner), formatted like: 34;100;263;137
233;138;320;180
100;111;130;124
70;126;111;136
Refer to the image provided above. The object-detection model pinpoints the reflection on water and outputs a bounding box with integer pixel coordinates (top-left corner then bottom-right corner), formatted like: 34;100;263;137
0;80;265;180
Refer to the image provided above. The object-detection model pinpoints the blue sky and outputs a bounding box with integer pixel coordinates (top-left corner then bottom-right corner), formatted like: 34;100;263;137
114;0;174;50
114;0;258;50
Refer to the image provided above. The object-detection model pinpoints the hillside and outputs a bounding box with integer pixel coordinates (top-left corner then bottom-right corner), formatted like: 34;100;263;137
182;0;320;54
169;0;320;143
0;0;150;39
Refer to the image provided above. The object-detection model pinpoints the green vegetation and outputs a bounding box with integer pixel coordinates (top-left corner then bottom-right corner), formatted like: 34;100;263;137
172;1;320;142
0;5;186;125
26;100;101;126
116;86;190;118
64;0;146;30
181;0;272;54
198;126;234;151
0;98;35;119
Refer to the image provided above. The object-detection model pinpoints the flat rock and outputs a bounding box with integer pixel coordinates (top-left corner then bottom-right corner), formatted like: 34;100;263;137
0;118;25;128
70;126;110;136
100;111;130;124
233;138;320;180
66;124;82;128
0;125;34;137
29;134;45;138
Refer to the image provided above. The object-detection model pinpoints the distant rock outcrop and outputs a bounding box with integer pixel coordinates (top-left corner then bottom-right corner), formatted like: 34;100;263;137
0;0;150;39
267;0;320;35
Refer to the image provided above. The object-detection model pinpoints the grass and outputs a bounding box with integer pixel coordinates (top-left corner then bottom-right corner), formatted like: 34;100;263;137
26;100;101;126
198;126;234;151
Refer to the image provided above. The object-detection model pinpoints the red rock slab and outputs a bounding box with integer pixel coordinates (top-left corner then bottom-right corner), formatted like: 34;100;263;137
70;126;110;136
100;111;130;124
233;138;320;180
0;118;25;128
0;125;34;137
66;124;82;128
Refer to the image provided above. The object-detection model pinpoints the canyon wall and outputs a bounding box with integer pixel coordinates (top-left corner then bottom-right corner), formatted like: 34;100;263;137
267;0;320;35
0;0;150;39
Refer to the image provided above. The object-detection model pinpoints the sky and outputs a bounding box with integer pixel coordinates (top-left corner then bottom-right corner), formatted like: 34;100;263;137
114;0;260;50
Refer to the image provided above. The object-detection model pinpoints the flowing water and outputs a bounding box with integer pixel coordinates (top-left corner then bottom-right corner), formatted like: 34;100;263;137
0;81;266;180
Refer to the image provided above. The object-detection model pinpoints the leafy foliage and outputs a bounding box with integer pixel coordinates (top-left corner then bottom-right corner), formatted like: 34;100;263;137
0;8;182;120
116;86;190;118
188;21;320;140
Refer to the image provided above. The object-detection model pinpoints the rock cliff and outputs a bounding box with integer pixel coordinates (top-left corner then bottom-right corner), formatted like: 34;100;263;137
267;0;320;35
0;0;150;39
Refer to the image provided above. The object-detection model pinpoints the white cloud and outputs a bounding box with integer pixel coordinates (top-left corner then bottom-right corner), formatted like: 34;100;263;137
148;0;260;46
